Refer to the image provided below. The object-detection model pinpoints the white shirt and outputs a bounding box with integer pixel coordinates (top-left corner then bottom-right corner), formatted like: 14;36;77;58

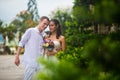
19;27;44;68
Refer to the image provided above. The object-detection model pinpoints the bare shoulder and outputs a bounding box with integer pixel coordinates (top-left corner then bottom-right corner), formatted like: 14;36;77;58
59;35;65;41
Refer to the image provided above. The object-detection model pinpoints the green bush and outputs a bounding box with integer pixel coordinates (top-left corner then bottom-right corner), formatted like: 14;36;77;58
35;57;80;80
35;34;120;80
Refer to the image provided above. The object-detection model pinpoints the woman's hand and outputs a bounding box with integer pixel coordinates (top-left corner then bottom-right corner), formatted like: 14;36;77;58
46;51;55;56
56;48;61;52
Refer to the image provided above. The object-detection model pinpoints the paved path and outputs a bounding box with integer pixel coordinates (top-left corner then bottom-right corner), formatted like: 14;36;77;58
0;55;24;80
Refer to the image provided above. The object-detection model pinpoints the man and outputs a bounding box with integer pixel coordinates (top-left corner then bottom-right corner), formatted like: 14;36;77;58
14;16;49;80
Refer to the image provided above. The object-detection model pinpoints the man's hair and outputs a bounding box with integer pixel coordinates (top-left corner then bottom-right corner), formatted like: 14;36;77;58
40;16;49;21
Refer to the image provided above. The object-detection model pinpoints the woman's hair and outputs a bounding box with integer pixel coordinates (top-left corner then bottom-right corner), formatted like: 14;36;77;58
50;19;62;39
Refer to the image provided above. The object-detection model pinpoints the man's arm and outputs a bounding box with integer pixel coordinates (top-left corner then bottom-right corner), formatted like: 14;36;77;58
14;28;31;66
14;46;22;66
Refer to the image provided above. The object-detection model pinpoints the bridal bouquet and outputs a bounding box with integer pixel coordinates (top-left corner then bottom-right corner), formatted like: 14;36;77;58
42;39;54;52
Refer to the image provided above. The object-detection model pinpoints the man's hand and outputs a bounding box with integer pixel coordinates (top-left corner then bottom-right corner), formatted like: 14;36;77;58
14;55;20;66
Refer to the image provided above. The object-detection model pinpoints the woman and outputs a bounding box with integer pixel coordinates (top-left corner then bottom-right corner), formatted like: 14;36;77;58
44;19;66;56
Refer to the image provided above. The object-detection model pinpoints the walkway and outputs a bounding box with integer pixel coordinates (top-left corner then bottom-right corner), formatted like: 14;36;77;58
0;55;24;80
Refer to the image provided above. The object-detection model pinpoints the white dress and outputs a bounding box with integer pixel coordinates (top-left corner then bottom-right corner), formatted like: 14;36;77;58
53;40;61;52
44;40;61;60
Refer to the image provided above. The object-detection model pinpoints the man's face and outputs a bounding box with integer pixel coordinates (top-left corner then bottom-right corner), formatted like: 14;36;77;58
39;19;49;31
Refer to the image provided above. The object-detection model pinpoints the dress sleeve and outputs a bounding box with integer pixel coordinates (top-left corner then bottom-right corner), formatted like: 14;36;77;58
19;28;31;47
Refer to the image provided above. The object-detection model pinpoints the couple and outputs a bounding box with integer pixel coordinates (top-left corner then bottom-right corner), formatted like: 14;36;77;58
14;16;66;80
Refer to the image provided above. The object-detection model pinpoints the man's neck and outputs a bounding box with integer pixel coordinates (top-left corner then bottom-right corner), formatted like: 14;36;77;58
36;26;42;33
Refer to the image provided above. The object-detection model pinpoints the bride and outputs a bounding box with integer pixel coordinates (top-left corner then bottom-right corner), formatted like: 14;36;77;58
44;19;66;57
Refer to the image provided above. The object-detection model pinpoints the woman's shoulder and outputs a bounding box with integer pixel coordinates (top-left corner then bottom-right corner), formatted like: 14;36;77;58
59;35;65;41
60;35;65;39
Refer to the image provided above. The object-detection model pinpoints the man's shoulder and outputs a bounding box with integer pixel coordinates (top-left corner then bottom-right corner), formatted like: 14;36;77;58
26;27;35;32
27;27;35;30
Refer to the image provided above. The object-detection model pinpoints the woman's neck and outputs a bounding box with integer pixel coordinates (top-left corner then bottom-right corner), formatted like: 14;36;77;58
51;31;56;35
50;32;56;39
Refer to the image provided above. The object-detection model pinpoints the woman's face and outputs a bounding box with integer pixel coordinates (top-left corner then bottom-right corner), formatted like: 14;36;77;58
49;21;57;33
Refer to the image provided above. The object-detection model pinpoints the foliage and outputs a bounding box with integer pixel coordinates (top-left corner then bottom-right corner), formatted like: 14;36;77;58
73;0;120;32
95;0;120;24
35;57;80;80
11;10;37;33
73;0;94;29
36;34;120;80
0;20;4;33
0;20;17;41
50;7;73;35
65;16;95;47
56;35;120;80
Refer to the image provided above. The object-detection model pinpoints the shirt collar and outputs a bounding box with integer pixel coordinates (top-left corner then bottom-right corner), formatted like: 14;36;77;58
34;27;44;36
34;27;40;33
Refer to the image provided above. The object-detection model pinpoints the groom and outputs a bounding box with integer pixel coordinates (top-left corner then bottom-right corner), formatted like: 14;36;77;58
14;16;49;80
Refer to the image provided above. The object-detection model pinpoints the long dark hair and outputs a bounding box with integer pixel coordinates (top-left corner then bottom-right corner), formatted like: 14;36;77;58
50;19;62;39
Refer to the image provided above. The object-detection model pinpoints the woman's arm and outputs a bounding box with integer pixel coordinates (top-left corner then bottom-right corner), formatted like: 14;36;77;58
60;36;66;51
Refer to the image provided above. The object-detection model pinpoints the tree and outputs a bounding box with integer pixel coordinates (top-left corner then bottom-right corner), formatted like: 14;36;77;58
50;7;73;35
11;10;37;33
